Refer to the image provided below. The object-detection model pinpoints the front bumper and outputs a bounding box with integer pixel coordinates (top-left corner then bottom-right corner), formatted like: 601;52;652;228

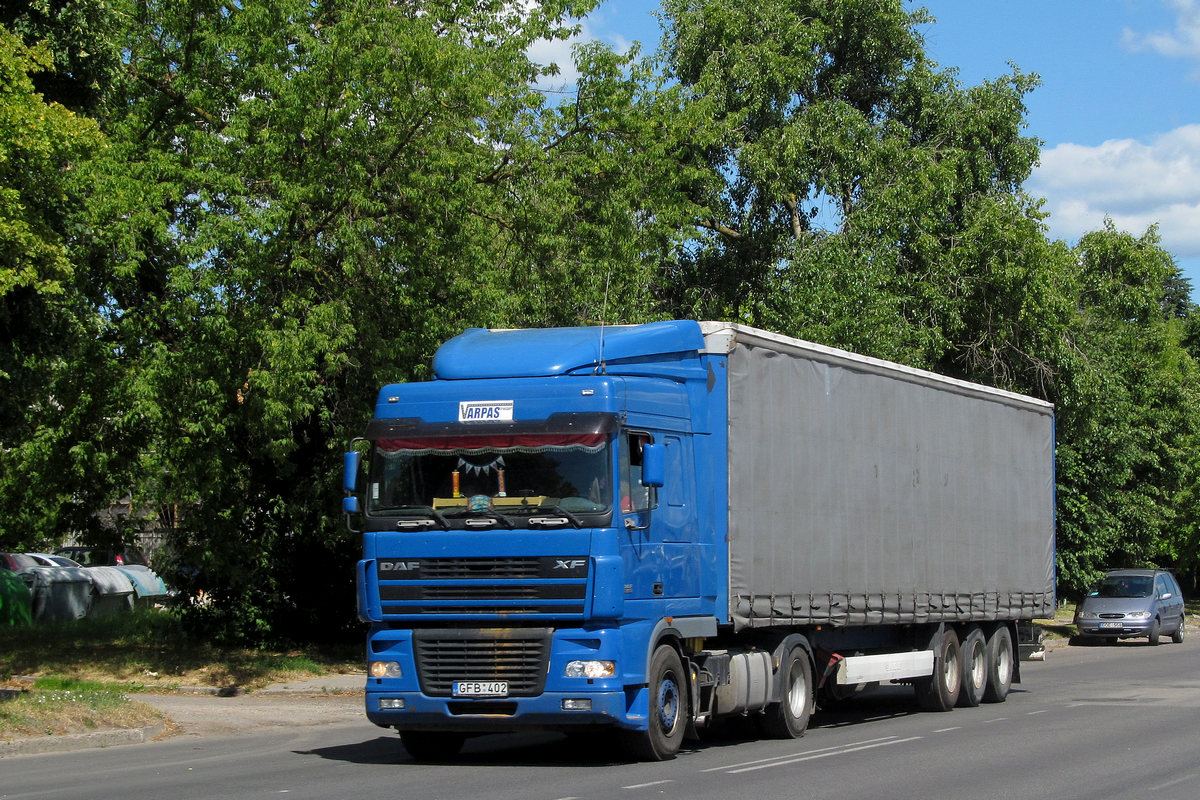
1074;619;1153;638
365;688;639;733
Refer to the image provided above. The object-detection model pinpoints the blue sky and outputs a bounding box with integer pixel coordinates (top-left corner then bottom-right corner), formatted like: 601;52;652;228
538;1;1200;298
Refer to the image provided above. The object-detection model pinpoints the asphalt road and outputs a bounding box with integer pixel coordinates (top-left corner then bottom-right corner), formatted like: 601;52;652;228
3;638;1198;800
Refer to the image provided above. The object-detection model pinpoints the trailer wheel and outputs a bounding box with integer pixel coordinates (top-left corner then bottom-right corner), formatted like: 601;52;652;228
982;625;1013;703
399;731;465;761
622;645;687;761
957;627;986;708
761;647;814;739
915;627;961;711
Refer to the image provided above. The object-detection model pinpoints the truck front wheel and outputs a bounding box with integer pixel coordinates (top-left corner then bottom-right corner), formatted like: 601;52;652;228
761;647;814;739
622;645;688;761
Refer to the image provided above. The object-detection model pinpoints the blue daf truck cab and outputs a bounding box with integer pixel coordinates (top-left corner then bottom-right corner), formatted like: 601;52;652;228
344;320;1056;761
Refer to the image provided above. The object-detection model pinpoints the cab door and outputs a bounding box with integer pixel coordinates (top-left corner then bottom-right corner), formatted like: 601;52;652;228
618;431;699;612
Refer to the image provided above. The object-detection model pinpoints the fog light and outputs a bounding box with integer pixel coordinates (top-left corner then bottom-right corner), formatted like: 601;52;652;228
369;661;403;678
379;697;405;710
562;698;592;711
565;660;616;678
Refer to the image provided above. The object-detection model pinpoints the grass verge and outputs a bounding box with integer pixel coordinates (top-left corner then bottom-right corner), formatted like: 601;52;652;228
0;609;361;742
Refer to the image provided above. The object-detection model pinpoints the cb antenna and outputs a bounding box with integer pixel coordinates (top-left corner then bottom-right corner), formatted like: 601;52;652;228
596;269;611;375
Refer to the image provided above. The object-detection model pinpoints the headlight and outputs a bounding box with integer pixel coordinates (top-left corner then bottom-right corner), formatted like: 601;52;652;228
1077;610;1099;619
565;660;616;678
369;661;403;678
1126;611;1153;620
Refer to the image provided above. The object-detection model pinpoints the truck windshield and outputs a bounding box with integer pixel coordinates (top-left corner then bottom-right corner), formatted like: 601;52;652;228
366;431;612;522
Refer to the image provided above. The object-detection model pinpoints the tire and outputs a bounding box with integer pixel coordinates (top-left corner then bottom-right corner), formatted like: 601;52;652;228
915;627;961;712
761;647;815;739
1172;615;1186;644
957;627;987;708
400;731;466;761
982;625;1014;703
621;645;688;761
1148;617;1161;646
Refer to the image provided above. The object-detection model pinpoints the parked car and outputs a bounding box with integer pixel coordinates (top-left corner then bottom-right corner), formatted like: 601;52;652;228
1074;568;1187;645
0;552;39;572
53;546;149;567
27;554;136;616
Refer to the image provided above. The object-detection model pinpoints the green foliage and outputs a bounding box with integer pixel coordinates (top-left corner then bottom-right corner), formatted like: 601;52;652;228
3;0;1199;633
0;568;33;627
1051;225;1200;593
0;26;139;548
55;0;681;642
654;0;1060;383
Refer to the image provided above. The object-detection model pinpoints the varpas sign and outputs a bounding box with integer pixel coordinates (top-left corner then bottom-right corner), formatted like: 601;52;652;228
458;400;514;422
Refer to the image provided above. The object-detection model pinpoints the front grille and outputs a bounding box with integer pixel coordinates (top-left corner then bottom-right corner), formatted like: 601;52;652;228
419;558;543;579
381;585;586;601
414;628;551;697
376;556;589;618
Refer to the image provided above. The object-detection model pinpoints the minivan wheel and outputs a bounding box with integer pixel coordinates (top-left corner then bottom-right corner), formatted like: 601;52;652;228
1172;616;1186;644
1148;617;1161;646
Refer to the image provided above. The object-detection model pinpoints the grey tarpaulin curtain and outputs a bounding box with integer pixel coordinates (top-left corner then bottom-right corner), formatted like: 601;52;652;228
725;342;1056;630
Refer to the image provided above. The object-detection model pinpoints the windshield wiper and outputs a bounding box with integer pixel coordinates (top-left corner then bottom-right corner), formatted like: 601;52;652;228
442;509;516;530
527;505;584;529
377;505;450;530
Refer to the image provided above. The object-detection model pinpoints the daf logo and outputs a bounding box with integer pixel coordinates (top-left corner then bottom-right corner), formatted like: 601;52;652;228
379;561;420;572
555;559;586;570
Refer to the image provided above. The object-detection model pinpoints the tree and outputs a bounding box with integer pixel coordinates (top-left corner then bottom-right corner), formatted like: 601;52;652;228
653;0;1070;391
1053;224;1200;593
0;26;132;549
65;0;689;641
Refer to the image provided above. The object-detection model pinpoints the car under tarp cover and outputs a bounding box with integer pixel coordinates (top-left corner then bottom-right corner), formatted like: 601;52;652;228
22;566;92;623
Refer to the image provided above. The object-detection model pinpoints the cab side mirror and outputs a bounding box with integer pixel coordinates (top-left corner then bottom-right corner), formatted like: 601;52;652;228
641;443;665;487
343;451;361;514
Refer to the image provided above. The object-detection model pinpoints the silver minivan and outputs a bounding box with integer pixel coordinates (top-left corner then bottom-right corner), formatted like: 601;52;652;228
1074;568;1187;645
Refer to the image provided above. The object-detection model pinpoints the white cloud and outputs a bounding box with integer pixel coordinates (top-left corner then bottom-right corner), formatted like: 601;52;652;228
1028;125;1200;258
526;13;640;95
528;31;584;92
1122;0;1200;60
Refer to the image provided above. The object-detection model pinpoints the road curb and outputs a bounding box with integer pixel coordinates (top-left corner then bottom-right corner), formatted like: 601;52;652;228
0;721;167;758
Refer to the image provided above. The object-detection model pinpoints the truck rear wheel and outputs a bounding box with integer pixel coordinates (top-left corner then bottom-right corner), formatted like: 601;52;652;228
915;627;961;711
984;623;1012;700
622;645;687;761
957;627;986;708
761;647;814;739
982;625;1013;703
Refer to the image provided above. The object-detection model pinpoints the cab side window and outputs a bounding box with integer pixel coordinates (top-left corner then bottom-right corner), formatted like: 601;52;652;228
620;432;655;514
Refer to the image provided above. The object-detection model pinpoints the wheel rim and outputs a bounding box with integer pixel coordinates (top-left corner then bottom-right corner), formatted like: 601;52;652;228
786;660;809;718
995;642;1013;686
969;642;986;690
657;676;680;732
944;646;960;694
